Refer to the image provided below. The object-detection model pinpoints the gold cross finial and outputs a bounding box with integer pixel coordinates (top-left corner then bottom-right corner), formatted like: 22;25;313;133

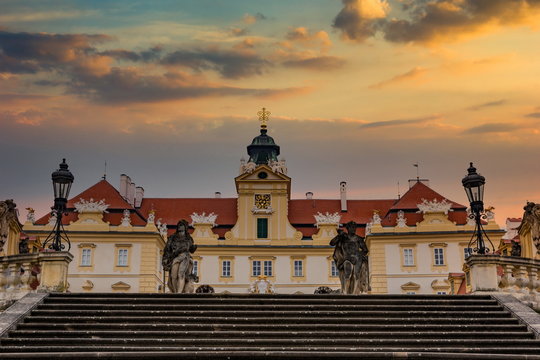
257;107;270;130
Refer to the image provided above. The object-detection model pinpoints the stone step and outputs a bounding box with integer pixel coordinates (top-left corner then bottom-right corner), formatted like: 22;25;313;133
43;297;499;306
23;315;521;324
7;329;535;339
1;350;540;360
47;292;493;300
37;303;504;312
3;292;537;359
2;345;540;354
29;309;512;318
4;338;540;347
16;322;530;332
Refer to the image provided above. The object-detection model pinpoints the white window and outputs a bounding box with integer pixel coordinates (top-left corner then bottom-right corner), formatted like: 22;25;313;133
403;248;414;266
437;291;447;295
222;260;231;277
434;248;444;265
264;260;273;276
193;260;199;276
117;249;128;266
406;292;416;295
81;248;91;266
294;260;303;277
464;247;473;259
331;261;339;277
252;260;261;276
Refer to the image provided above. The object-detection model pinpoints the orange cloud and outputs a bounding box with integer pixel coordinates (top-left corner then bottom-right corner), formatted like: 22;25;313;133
369;67;428;89
285;27;332;50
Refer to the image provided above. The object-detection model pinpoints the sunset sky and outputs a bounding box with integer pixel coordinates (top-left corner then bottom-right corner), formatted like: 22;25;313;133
1;0;540;227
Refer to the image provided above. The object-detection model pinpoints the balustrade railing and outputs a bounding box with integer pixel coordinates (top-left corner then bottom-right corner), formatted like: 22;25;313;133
466;255;540;310
0;254;41;307
498;257;540;308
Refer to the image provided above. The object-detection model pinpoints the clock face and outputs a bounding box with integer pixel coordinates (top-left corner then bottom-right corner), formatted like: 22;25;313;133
255;194;271;209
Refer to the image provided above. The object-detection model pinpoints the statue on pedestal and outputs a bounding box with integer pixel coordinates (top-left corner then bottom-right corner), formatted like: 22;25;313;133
0;200;18;253
519;202;540;255
330;221;369;294
162;219;198;293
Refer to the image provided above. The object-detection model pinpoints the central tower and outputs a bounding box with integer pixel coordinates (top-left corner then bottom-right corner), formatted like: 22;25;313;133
247;107;280;165
225;108;302;245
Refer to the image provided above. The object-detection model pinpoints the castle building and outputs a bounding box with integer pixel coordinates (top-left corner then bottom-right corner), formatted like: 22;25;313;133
23;109;504;294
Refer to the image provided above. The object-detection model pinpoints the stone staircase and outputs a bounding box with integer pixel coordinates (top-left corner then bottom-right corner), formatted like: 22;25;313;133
1;293;540;359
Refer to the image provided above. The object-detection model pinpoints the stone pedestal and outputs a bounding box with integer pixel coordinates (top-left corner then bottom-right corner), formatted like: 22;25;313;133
466;255;501;293
37;251;73;292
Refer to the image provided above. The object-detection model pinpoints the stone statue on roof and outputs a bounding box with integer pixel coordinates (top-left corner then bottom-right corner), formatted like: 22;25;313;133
518;201;540;255
162;219;198;293
0;199;18;253
330;221;369;294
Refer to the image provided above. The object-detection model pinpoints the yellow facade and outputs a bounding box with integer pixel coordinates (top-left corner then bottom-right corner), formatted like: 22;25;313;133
24;219;165;293
366;211;503;294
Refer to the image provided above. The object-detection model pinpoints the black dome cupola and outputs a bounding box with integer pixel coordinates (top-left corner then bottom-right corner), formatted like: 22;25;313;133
247;108;280;165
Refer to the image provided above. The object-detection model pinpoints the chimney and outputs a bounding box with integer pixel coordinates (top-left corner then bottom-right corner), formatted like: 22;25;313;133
120;174;129;199
135;186;144;208
215;192;222;198
128;181;136;206
306;192;313;200
340;181;347;212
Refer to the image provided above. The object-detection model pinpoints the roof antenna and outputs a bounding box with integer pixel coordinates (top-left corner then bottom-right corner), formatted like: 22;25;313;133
413;162;419;181
397;181;401;199
102;161;107;180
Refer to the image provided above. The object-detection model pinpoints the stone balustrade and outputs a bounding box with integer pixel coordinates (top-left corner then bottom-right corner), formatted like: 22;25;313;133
0;252;72;309
466;255;540;310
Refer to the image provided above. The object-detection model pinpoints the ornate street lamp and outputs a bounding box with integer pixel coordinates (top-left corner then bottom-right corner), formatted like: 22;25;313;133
462;162;494;255
43;159;74;251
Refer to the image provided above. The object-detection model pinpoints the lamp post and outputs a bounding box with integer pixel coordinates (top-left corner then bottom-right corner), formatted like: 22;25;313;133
462;162;493;255
43;159;74;251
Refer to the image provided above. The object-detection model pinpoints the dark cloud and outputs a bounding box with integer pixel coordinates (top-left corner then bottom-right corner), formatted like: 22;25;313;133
333;0;540;44
99;46;162;62
525;112;540;118
360;115;438;129
162;48;271;79
0;30;108;62
0;30;109;74
332;0;386;42
33;80;66;87
464;122;520;134
0;29;315;104
68;67;300;104
467;99;506;111
283;56;346;70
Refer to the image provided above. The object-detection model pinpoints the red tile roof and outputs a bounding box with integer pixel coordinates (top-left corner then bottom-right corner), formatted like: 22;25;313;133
31;178;468;236
139;198;238;226
390;181;466;211
35;180;145;226
67;180;134;209
288;199;396;224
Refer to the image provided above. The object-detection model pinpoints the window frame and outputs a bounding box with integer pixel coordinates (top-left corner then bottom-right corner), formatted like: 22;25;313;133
117;248;129;267
434;247;445;266
257;218;269;239
249;256;276;280
218;256;235;282
114;244;132;272
77;243;96;271
399;244;417;272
